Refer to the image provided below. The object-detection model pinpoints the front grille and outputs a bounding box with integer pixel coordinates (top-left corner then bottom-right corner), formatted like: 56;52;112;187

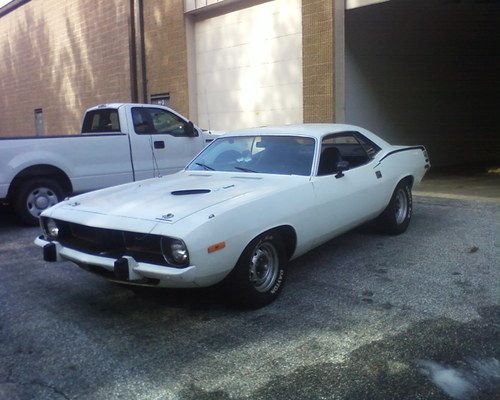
53;220;165;265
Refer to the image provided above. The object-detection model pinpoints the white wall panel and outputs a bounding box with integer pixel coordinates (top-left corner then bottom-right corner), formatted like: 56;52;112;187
194;0;303;130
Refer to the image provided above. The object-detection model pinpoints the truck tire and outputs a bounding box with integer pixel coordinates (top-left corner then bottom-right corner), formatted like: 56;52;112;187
13;178;64;226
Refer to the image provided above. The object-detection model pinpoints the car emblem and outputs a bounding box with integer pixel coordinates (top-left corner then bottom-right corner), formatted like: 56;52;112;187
156;213;174;221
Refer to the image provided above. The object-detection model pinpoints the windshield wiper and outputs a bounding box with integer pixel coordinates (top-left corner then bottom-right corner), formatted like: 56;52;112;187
195;162;214;171
234;166;257;173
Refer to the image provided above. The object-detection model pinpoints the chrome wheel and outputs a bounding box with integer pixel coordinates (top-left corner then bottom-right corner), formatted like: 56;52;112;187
249;241;279;293
26;187;59;218
395;189;408;224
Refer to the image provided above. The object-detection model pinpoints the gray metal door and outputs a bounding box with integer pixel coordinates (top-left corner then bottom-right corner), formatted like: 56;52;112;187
34;109;44;136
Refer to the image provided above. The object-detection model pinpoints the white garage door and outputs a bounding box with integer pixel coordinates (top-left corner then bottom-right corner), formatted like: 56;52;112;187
195;0;303;131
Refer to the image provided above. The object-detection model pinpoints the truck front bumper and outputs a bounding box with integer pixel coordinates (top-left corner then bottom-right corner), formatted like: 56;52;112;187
34;235;200;288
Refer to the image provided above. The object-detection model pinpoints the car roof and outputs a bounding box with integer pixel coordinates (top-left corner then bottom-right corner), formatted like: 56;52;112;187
224;124;369;139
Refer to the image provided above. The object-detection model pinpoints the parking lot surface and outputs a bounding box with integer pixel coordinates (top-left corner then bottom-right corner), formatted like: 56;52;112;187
0;196;498;400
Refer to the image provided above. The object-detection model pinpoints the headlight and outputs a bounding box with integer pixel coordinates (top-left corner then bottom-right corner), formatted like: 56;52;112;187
161;237;189;266
43;218;59;238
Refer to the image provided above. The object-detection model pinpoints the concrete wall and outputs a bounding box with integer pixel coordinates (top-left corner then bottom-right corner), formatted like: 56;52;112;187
0;0;132;136
346;0;500;166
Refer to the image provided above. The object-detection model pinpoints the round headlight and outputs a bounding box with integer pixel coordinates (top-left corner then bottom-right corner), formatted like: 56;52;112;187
46;218;59;238
161;237;189;266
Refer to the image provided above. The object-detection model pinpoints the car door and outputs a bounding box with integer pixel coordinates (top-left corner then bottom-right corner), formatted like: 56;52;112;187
311;132;384;245
127;106;203;180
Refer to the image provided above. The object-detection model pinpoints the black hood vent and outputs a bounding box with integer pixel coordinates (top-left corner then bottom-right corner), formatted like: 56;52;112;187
171;189;211;196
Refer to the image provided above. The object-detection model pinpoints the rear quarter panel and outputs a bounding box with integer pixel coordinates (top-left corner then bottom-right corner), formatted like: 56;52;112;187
375;146;428;206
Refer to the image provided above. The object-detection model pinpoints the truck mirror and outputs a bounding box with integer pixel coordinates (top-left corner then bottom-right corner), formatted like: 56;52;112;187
186;121;198;137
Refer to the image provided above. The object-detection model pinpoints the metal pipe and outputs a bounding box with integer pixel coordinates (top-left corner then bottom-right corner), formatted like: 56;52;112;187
138;0;148;103
128;0;138;102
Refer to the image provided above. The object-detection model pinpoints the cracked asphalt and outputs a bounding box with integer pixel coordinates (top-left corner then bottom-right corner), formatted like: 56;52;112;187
0;196;498;400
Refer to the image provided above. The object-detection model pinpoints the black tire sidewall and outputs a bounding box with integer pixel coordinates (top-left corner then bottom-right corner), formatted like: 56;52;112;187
225;233;287;308
379;181;412;235
13;178;64;226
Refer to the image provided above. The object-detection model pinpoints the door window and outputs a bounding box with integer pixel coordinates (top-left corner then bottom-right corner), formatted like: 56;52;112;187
132;107;189;137
318;132;372;175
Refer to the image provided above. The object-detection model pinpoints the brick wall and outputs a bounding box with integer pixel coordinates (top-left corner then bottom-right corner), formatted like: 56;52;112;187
142;0;189;117
0;0;336;135
302;0;335;123
0;0;132;136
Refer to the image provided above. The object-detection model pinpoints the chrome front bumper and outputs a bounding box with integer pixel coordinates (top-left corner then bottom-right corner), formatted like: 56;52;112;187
34;235;200;288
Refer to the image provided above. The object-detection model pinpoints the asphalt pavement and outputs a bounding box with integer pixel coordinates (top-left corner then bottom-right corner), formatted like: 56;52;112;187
0;196;498;400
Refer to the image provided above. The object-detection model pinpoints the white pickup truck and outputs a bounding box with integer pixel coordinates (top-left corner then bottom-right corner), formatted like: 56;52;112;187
0;103;214;225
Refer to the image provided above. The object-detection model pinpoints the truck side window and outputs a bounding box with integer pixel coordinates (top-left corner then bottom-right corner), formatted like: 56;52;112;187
82;109;121;133
132;107;190;137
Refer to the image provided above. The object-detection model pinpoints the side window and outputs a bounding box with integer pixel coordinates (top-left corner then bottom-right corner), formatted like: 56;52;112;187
82;109;121;133
354;132;381;158
132;107;190;137
317;132;370;175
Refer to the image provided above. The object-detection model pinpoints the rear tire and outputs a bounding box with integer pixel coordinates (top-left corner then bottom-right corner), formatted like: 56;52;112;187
12;178;64;226
377;180;412;235
224;232;287;308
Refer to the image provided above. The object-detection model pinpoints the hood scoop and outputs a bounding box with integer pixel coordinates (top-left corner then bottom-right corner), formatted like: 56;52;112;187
171;189;211;196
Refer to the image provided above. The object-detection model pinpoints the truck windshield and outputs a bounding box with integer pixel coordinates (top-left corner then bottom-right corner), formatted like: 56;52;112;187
186;135;315;176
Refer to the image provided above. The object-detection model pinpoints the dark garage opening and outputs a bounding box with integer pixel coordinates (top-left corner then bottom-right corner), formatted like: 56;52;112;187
345;0;500;168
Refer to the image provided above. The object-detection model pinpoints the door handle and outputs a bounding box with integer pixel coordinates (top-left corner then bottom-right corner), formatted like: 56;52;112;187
154;141;165;149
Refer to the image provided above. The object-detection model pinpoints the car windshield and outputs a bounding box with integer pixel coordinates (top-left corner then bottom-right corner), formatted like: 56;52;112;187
186;135;316;176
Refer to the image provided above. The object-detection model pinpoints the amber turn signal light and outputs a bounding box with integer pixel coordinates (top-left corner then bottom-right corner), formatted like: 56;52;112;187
207;241;225;253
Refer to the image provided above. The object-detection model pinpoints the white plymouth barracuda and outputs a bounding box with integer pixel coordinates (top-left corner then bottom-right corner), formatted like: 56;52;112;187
35;124;430;307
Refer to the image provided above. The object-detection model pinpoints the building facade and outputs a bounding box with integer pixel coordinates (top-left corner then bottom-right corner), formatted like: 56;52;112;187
0;0;498;166
0;0;335;136
0;0;132;136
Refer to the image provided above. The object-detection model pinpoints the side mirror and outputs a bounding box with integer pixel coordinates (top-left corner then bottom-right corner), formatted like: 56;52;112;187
335;160;349;178
185;121;198;137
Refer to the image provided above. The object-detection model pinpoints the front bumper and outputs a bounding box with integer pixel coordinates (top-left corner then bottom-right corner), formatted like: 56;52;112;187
34;235;200;288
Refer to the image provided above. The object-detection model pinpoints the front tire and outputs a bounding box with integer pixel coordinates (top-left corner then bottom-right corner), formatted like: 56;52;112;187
12;178;64;226
377;180;412;235
225;233;287;308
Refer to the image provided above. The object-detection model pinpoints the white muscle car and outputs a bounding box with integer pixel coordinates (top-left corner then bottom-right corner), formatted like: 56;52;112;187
35;124;430;307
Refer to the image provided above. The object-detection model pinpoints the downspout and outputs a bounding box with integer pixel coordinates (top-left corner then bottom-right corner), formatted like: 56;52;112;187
138;0;148;103
129;0;138;102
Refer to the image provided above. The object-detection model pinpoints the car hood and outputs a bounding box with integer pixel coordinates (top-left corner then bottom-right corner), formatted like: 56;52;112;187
55;171;284;224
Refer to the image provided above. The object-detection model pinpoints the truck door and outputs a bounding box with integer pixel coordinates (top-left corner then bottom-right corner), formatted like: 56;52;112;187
127;106;204;180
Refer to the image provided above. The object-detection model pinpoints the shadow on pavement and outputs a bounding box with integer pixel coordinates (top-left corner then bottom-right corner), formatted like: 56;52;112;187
0;204;21;229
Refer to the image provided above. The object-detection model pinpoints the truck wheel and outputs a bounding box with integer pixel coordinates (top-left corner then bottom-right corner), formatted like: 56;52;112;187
225;233;287;308
377;180;412;235
13;178;64;226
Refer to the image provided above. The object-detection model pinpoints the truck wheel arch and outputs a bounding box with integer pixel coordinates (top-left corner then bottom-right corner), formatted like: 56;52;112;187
8;164;73;199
